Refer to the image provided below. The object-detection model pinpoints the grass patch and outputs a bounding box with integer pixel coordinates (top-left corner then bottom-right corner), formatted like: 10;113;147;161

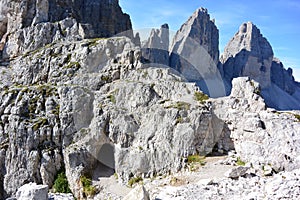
87;38;102;47
33;118;48;131
80;176;96;197
101;75;111;81
236;157;246;166
64;62;81;70
108;94;116;104
294;114;300;122
176;116;184;124
187;155;206;172
187;155;206;165
128;176;143;187
167;101;190;110
114;173;118;180
194;91;209;104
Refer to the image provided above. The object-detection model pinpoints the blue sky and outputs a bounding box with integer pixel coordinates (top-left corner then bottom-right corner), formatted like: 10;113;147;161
119;0;300;81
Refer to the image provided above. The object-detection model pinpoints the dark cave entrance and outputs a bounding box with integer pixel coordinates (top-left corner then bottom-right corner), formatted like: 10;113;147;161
92;143;115;180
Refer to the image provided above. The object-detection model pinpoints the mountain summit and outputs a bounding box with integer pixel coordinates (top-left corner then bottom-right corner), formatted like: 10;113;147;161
220;22;300;110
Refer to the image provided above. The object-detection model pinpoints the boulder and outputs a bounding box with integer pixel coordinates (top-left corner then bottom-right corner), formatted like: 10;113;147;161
224;166;249;179
15;183;48;200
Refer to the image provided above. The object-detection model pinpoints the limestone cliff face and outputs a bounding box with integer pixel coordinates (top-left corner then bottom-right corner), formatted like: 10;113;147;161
0;0;133;59
0;0;132;37
0;36;229;198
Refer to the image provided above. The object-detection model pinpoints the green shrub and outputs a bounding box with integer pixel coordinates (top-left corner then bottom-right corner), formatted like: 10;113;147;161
194;91;209;104
53;171;71;193
80;176;96;197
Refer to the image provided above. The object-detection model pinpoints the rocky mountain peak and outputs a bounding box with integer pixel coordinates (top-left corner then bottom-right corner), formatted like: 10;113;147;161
0;0;132;37
222;22;273;62
221;22;274;90
171;7;219;64
221;21;300;110
169;8;224;97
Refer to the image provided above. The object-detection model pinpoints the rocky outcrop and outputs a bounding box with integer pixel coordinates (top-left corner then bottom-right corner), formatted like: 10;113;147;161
0;0;133;60
142;24;169;66
150;168;300;199
122;185;150;200
169;8;225;97
0;36;228;198
16;182;48;200
221;22;300;110
213;77;300;172
0;37;140;197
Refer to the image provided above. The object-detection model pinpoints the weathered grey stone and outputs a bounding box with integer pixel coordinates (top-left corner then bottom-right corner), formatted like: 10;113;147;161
221;22;273;89
271;58;296;95
48;193;74;200
224;166;249;179
213;77;300;173
15;182;48;200
0;0;133;60
0;0;132;38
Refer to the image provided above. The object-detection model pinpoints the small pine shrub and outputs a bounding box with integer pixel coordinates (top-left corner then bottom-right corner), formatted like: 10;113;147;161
53;171;71;193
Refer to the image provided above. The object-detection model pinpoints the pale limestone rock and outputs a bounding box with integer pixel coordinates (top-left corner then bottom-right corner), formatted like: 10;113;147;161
15;183;48;200
214;77;300;173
